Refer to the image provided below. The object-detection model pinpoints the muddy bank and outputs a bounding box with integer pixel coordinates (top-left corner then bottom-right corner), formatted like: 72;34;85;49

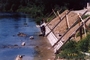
34;37;55;60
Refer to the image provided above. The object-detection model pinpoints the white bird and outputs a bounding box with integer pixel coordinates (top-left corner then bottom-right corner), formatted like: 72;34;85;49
29;36;34;39
21;42;26;46
15;55;24;60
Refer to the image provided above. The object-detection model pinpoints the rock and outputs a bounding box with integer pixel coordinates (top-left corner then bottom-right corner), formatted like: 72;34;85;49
39;33;43;36
14;44;18;46
17;32;27;37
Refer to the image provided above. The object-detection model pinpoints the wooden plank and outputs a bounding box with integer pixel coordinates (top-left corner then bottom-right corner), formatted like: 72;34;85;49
52;10;88;48
57;11;62;21
52;9;57;17
78;13;87;37
46;11;71;36
66;14;70;28
54;17;90;53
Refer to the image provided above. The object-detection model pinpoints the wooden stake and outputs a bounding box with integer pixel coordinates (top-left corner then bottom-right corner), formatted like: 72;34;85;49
52;9;62;20
65;12;70;29
57;11;61;20
78;14;82;39
46;11;71;36
66;14;70;28
52;9;57;17
78;13;87;37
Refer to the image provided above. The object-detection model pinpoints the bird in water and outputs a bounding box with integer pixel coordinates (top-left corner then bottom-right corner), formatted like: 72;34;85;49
21;42;26;46
15;55;25;60
29;36;34;39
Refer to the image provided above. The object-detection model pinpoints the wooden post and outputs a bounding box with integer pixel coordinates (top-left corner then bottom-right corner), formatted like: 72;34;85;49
46;11;71;36
52;17;90;53
57;11;61;20
52;10;88;48
52;9;62;20
78;14;82;39
66;13;70;29
78;13;87;37
45;9;56;26
57;11;60;17
52;9;57;17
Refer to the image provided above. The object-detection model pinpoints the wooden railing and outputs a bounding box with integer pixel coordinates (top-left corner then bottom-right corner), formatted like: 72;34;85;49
46;11;71;36
52;10;88;53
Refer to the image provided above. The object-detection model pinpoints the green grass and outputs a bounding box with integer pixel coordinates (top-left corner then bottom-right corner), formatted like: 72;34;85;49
82;14;90;19
57;34;90;59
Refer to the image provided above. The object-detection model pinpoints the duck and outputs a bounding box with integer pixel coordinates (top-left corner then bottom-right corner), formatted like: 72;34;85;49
29;36;34;39
15;55;25;60
21;42;26;46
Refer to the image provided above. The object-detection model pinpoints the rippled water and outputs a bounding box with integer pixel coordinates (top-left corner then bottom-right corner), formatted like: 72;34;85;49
0;13;42;60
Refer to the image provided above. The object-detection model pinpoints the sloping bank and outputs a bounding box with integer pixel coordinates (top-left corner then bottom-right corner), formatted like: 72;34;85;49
40;10;78;53
39;9;90;54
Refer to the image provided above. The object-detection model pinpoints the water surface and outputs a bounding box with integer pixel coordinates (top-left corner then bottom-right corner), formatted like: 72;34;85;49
0;13;54;60
0;13;41;60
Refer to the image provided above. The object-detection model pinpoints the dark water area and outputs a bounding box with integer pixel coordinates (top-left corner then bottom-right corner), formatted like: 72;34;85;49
0;12;26;18
0;13;42;60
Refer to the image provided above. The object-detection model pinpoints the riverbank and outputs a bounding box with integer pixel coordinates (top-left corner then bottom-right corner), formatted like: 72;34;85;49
34;37;55;60
0;13;56;60
42;9;90;59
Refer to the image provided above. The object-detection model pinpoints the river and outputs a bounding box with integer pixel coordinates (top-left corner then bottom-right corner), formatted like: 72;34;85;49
0;13;54;60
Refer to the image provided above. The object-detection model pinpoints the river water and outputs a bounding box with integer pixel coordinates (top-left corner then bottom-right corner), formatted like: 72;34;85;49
0;13;54;60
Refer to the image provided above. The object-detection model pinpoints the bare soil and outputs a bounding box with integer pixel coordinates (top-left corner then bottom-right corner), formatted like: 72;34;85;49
34;37;55;60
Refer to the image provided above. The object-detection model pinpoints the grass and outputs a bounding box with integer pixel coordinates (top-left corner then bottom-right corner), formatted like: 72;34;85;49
57;33;90;59
82;14;90;19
